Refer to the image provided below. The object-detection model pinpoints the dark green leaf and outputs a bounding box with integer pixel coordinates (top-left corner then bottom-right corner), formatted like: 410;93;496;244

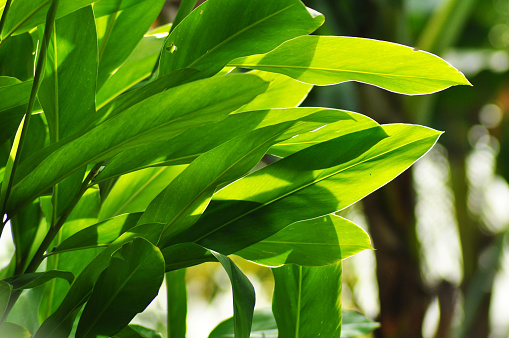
113;324;163;338
171;124;440;254
162;243;215;272
272;262;342;337
166;269;187;338
236;215;372;267
0;77;32;112
211;252;255;338
0;280;12;319
7;74;269;216
92;0;141;18
208;308;278;338
76;237;165;338
3;270;74;290
35;222;164;338
0;33;34;80
231;35;472;95
159;0;323;76
341;310;380;338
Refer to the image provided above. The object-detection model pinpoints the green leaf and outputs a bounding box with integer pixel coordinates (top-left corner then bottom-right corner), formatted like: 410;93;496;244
169;0;197;34
0;0;99;40
0;280;12;319
341;310;380;338
0;77;31;112
159;0;323;76
36;222;164;338
92;0;141;18
95;0;165;89
52;212;142;254
0;33;34;80
166;269;187;338
99;166;186;221
211;252;255;338
140;122;308;247
208;308;278;338
7;73;269;216
96;33;167;108
231;35;472;95
171;124;440;254
0;322;31;338
3;270;74;290
236;215;372;267
76;237;165;338
162;243;215;272
95;107;353;182
272;262;342;337
235;71;313;113
113;324;163;338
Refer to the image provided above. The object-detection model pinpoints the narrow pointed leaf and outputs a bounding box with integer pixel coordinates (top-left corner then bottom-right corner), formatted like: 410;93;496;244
173;124;439;253
76;237;165;338
159;0;323;76
53;213;143;254
272;262;342;337
211;252;255;338
231;35;472;95
0;77;32;112
95;0;165;89
113;325;163;338
236;215;372;267
162;243;216;271
7;74;269;216
3;270;74;290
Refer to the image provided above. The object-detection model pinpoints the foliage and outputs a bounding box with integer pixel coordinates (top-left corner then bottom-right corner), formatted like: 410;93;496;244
0;0;469;337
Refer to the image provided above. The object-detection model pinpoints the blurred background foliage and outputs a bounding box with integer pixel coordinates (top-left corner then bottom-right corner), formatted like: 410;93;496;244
114;0;509;337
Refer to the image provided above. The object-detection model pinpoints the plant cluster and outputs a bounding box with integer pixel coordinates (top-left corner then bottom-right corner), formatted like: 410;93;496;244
0;0;469;337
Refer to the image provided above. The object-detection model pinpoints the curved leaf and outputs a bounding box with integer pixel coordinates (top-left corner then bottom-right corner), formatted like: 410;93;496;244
76;237;165;338
231;35;471;95
236;215;372;267
3;270;74;290
0;322;31;338
208;308;278;338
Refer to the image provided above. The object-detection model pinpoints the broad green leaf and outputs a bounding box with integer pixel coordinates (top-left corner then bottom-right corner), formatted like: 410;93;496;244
211;252;255;338
0;280;12;319
341;310;380;338
10;199;42;270
95;107;353;182
235;71;313;113
92;0;141;18
76;237;165;338
140;122;307;247
35;222;164;338
3;270;74;290
96;33;167;108
0;77;31;112
0;0;99;40
7;74;269;216
113;324;163;338
171;124;440;254
272;262;342;337
159;0;323;76
236;215;372;267
53;213;143;254
4;286;45;333
166;269;187;338
99;166;186;221
208;308;278;338
0;322;31;338
95;0;165;89
230;35;472;95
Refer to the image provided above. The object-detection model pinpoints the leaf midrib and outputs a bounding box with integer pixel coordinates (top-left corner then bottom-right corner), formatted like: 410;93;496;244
229;62;460;83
